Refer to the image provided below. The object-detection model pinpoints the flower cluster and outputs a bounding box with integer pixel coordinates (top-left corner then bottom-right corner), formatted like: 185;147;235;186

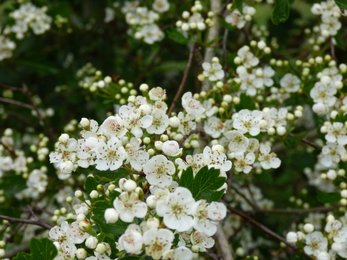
225;3;256;29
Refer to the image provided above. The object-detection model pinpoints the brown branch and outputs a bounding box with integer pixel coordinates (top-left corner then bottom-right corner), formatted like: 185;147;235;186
330;36;336;60
246;204;339;214
222;29;229;83
288;133;322;149
214;224;234;260
22;84;56;142
0;83;25;93
167;43;197;116
0;215;52;230
223;202;314;260
230;184;259;210
0;97;34;110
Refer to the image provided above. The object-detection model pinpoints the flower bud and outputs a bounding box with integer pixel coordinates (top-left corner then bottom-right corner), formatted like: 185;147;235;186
76;248;88;260
85;236;98;249
104;208;119;224
79;219;92;232
303;223;314;233
286;232;298;243
89;190;99;199
58;133;69;143
162;140;182;156
146;218;160;229
124;179;137;192
95;243;108;255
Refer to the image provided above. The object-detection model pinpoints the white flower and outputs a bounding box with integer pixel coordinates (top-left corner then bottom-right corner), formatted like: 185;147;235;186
225;10;246;29
143;228;174;260
178;112;197;135
162;140;182;157
325;122;347;145
162;247;193;260
140;24;164;44
233;109;263;136
280;73;301;92
304;231;328;257
203;146;232;175
118;224;143;254
146;109;169;134
310;81;337;106
149;87;166;101
233;152;255;173
95;137;126;171
237;46;259;68
225;130;249;153
125;137;149;171
204;116;225;138
182;92;205;116
190;231;215;252
192;200;226;236
320;143;346;167
258;144;281;170
144;155;175;188
153;0;170;13
98;115;126;139
119;105;153;137
113;191;148;222
156;187;195;232
202;62;224;81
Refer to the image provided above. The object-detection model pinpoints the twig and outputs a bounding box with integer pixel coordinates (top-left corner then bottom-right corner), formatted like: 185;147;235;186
214;224;234;260
330;36;336;60
222;29;229;83
0;97;34;110
22;84;56;142
167;43;197;116
246;204;339;214
0;215;52;230
223;202;314;260
288;133;321;149
0;83;25;93
230;184;259;210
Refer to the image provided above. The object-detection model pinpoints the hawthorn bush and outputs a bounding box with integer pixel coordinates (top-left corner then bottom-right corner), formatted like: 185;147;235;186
0;0;347;260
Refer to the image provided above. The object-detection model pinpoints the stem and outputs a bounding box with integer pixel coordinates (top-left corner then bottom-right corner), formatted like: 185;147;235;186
0;97;34;110
330;36;336;60
246;204;339;214
222;29;229;83
167;42;197;116
214;224;234;260
288;133;321;149
0;215;52;230
223;202;314;260
22;84;56;142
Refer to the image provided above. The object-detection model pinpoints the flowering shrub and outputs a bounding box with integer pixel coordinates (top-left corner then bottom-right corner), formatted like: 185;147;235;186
1;0;347;260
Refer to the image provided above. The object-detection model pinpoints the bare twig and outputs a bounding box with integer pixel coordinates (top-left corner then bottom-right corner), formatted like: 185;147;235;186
222;29;229;83
223;202;314;260
230;184;259;210
288;133;322;149
0;83;25;93
214;224;234;260
330;36;336;60
22;84;56;142
167;43;197;116
246;204;339;214
0;215;52;230
0;97;34;110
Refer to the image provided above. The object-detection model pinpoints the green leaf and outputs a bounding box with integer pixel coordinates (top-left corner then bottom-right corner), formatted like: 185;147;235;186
234;93;256;111
93;167;130;182
86;176;98;194
284;133;307;147
272;0;290;25
17;60;59;74
179;166;225;202
317;190;341;204
92;200;112;218
92;215;129;238
166;28;189;45
13;252;32;260
30;238;58;260
334;0;347;9
234;0;244;14
120;257;141;260
290;252;307;260
334;29;346;51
